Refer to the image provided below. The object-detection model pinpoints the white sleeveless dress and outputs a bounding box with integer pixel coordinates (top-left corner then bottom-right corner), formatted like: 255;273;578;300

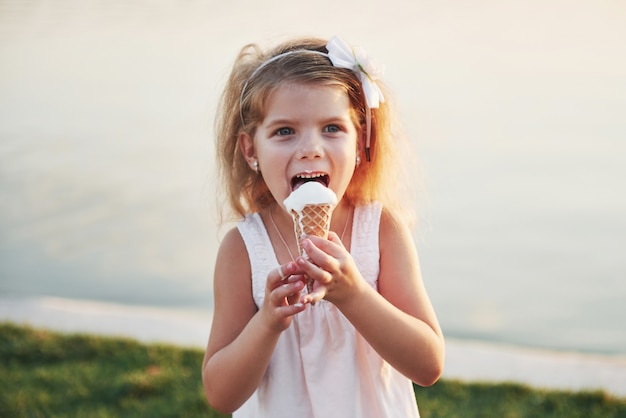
235;203;420;418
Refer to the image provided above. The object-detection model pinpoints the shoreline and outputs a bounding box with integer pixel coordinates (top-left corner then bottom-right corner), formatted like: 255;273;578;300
1;295;625;398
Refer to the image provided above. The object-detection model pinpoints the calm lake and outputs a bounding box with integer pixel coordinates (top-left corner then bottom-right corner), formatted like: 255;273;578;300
1;0;625;354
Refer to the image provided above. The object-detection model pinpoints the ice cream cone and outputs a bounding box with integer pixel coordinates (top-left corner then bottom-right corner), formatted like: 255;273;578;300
283;182;337;298
291;204;334;257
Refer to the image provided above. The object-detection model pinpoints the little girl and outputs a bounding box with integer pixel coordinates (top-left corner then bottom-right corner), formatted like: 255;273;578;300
202;35;444;418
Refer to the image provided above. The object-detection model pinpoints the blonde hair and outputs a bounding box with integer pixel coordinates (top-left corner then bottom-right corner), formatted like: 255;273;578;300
215;36;416;225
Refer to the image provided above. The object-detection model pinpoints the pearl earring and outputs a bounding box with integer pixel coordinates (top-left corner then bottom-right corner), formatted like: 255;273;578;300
356;155;361;167
253;160;259;173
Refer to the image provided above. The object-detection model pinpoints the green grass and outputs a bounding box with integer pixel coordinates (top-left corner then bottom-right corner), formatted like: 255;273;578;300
1;322;624;417
0;322;226;418
414;380;625;418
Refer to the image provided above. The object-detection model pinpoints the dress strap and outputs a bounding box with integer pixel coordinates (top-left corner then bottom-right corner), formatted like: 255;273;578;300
350;202;382;288
237;213;278;308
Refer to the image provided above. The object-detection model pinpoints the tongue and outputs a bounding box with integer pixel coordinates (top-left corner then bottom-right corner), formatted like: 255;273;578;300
293;177;325;191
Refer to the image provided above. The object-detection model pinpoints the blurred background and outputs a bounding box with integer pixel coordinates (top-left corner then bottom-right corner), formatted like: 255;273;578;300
1;0;625;355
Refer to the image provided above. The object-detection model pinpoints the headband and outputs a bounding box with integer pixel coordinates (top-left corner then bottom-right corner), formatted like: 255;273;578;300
240;36;384;161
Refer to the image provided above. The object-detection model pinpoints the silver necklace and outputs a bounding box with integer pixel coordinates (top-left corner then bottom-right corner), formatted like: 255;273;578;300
268;204;352;262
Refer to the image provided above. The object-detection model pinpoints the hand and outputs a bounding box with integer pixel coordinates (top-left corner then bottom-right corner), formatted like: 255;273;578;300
297;232;366;306
259;262;307;332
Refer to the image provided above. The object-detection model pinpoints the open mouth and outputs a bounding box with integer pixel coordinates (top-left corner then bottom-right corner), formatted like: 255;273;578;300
291;172;329;191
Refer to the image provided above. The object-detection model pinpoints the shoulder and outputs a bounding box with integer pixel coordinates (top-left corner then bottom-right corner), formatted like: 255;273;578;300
214;225;251;287
379;206;413;241
219;213;260;254
378;206;417;263
212;225;257;320
218;225;248;257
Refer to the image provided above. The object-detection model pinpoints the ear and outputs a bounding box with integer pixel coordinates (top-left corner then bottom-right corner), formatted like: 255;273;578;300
239;132;256;168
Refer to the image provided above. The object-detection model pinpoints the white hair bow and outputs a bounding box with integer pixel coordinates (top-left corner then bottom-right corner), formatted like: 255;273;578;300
326;36;385;109
327;36;384;161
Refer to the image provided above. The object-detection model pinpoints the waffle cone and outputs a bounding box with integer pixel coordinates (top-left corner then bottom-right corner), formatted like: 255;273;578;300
291;204;333;258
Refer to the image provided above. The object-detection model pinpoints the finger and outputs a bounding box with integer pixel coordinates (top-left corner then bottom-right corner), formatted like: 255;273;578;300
286;287;303;306
327;231;346;248
302;284;327;305
268;262;295;289
271;280;305;306
277;265;288;281
300;238;324;261
295;255;322;280
276;302;306;316
299;242;340;277
303;235;344;259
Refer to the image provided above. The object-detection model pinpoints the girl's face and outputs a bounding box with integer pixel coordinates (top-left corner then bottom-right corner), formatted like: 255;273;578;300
243;83;360;210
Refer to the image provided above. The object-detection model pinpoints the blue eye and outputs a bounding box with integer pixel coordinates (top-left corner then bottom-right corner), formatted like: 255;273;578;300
324;124;340;133
276;127;294;136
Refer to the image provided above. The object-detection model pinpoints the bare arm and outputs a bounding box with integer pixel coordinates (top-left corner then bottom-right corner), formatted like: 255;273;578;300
202;227;306;413
300;209;444;386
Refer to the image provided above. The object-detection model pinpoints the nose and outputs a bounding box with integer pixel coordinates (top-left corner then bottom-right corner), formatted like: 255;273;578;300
296;130;324;159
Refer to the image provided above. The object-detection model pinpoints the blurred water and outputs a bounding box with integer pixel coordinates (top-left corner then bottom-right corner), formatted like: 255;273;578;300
1;0;625;354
